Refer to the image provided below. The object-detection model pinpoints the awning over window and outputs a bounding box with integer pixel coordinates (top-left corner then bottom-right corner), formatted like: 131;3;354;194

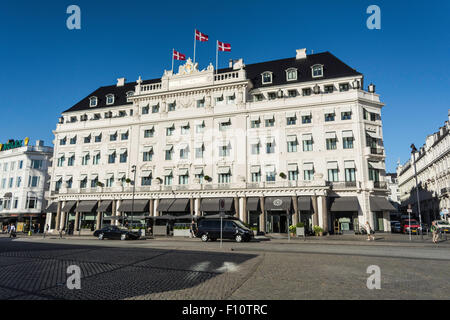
118;172;126;179
286;135;297;142
200;198;234;212
194;142;204;148
265;165;275;172
344;161;356;169
303;163;314;170
82;133;91;138
194;120;204;125
120;149;127;155
324;108;335;114
78;174;87;181
300;110;311;116
217;117;230;124
157;199;175;212
194;167;204;175
265;197;293;212
287;163;298;171
249;137;260;145
107;149;115;155
178;168;189;176
250;166;261;173
117;200;149;212
178;143;189;150
370;197;396;212
217;167;230;174
247;197;260;212
286;111;296;118
165;123;175;128
82;151;90;157
342;130;354;138
263;114;274;120
93;150;100;156
250;115;260;122
302;134;312;141
45;202;59;213
142;146;153;153
341;106;352;113
163;145;173;151
119;129;129;134
140;170;152;177
218;140;229;147
180;121;189;127
76;201;98;213
90;174;98;179
327;162;338;169
167;199;190;213
163;169;173;176
368;161;384;170
325;132;336;139
298;196;312;211
62;201;77;213
366;131;381;139
265;136;275;143
105;173;114;180
329;197;360;212
97;200;112;212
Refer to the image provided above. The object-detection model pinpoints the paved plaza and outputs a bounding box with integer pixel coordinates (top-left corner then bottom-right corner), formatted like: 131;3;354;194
0;235;449;300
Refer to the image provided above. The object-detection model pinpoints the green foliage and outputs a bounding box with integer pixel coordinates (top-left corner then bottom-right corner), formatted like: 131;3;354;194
289;225;296;233
279;172;287;179
296;222;305;228
174;226;190;230
313;225;324;235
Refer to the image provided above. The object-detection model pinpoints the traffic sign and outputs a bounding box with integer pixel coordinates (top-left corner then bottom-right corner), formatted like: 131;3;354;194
407;209;412;213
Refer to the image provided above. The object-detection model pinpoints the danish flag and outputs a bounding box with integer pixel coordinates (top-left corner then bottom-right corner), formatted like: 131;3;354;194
173;49;186;61
195;29;209;42
217;41;231;52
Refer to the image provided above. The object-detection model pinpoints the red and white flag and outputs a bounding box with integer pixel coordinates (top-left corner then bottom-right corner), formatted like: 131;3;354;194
195;29;209;42
173;49;186;61
217;41;231;52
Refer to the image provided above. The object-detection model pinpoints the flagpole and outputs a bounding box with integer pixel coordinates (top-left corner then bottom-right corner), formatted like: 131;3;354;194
193;30;197;65
215;41;218;75
171;48;174;73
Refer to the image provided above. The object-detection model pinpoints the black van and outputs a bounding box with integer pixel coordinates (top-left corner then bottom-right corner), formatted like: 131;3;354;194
196;218;253;242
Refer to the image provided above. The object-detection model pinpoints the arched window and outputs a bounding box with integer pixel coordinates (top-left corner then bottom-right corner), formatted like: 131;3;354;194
89;96;98;107
106;94;114;105
311;64;324;78
261;71;273;84
285;68;297;81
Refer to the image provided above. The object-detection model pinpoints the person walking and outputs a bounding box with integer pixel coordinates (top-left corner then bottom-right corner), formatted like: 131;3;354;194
431;221;439;244
190;219;197;238
9;224;16;238
365;221;375;241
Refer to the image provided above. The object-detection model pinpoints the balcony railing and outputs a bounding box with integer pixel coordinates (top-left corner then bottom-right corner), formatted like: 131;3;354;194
329;181;358;189
373;181;387;189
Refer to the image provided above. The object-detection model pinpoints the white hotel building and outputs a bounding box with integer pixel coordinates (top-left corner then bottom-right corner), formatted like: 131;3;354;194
46;49;394;234
0;139;53;229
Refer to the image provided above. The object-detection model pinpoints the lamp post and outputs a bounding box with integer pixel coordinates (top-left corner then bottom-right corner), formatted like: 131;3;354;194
411;144;423;239
130;165;137;230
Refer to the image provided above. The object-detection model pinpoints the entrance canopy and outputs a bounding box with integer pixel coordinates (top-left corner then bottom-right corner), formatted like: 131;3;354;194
247;197;261;211
45;202;58;213
265;197;293;211
370;197;396;212
298;196;312;211
157;199;190;213
329;197;360;212
200;198;234;212
117;200;149;212
62;201;77;213
76;201;98;213
97;200;112;213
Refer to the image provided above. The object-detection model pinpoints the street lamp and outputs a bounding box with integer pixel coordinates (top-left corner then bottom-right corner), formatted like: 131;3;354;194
130;165;137;230
410;144;423;238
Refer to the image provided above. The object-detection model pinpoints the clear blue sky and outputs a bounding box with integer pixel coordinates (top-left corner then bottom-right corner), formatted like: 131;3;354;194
0;0;449;173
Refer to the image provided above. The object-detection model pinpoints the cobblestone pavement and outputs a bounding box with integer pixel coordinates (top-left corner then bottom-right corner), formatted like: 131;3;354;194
1;237;449;300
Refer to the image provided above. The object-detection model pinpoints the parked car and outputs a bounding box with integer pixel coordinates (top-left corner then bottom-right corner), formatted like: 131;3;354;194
196;218;253;242
93;226;141;240
390;221;401;233
434;220;450;233
401;219;420;234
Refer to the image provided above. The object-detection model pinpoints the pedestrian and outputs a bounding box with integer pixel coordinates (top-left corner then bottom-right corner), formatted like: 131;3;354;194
9;224;16;238
190;219;197;238
365;221;375;241
431;221;439;244
7;224;11;234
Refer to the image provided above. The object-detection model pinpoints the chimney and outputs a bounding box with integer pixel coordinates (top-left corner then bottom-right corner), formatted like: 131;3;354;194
36;140;44;147
117;77;126;87
296;48;307;59
229;59;233;68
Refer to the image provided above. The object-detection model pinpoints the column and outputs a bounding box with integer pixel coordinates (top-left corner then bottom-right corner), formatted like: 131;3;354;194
112;200;117;226
312;196;319;227
259;196;266;233
149;199;154;217
96;200;101;229
60;210;66;231
116;199;121;226
292;195;299;225
190;198;194;215
55;201;62;231
195;198;201;216
234;197;239;217
320;196;329;234
240;197;247;223
153;199;159;217
74;200;80;231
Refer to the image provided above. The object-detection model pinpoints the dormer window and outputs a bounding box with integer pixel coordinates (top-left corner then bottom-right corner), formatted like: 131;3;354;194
261;72;273;84
286;68;298;81
106;94;114;105
89;96;98;107
311;64;324;78
126;91;134;97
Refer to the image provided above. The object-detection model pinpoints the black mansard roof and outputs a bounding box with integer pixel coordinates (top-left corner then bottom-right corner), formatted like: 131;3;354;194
63;51;361;114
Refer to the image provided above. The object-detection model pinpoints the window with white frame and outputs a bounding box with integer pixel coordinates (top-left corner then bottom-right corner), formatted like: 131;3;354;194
286;68;297;81
106;94;114;105
311;64;323;77
261;72;272;84
89;96;98;107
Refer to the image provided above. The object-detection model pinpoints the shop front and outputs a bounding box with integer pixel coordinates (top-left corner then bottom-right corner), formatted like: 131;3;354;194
76;200;99;232
329;196;361;234
247;197;261;232
62;201;77;231
44;202;58;230
117;199;150;228
264;197;293;234
97;200;112;228
369;196;396;231
298;196;313;234
157;198;192;234
200;198;235;216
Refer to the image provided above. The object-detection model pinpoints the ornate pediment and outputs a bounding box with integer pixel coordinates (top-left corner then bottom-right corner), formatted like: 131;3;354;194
177;58;198;75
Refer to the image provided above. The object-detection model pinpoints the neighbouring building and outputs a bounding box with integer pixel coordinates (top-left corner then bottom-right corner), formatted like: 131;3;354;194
397;110;450;224
46;48;394;235
0;139;53;231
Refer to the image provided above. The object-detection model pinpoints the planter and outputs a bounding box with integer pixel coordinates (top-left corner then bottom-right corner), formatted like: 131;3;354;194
296;227;305;237
290;232;295;237
173;229;191;237
319;231;323;236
